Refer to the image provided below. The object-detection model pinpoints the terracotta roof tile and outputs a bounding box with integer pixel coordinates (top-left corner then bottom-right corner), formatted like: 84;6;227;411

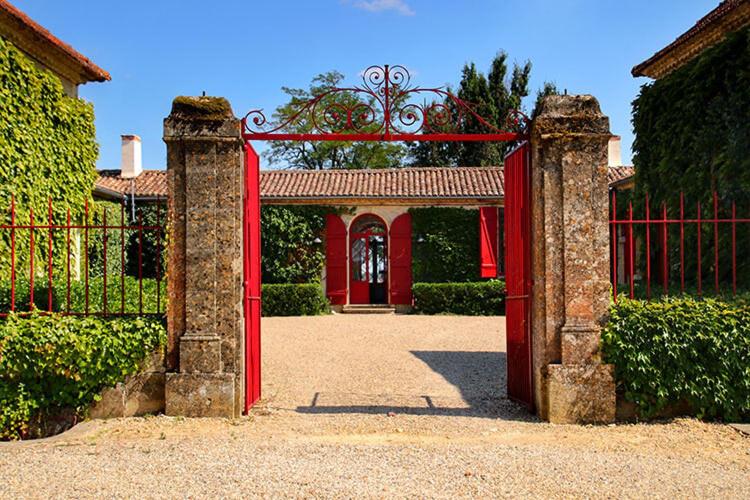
95;170;167;199
632;0;750;78
94;166;635;201
0;0;110;82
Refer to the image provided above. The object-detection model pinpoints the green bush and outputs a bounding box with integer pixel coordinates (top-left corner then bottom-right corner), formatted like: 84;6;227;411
0;313;166;440
412;280;506;315
602;296;750;421
410;207;481;283
0;276;166;315
261;283;329;316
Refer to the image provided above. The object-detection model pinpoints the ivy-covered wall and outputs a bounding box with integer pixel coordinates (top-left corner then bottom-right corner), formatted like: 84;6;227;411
631;27;750;288
410;207;480;283
632;27;749;203
0;36;99;274
261;205;333;284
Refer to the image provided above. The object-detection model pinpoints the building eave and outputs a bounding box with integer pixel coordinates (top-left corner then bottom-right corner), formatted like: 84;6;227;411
632;0;750;79
0;0;110;84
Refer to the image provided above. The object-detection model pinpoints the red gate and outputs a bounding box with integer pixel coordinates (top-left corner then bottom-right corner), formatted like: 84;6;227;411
503;142;533;409
241;64;531;413
243;144;261;412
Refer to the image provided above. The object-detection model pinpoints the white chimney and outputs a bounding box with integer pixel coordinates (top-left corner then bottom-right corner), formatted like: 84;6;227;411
608;135;622;167
120;134;142;178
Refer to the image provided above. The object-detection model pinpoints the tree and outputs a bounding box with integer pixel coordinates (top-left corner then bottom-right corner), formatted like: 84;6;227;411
532;82;560;118
408;51;532;167
265;71;407;170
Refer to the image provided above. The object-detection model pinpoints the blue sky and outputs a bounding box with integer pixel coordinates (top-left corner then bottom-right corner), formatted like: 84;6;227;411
15;0;717;170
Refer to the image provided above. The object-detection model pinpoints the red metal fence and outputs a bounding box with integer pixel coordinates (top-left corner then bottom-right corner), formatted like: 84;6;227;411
1;197;166;317
610;190;749;302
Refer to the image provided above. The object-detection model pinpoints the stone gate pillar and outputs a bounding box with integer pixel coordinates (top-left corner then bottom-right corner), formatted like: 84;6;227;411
530;95;616;424
163;96;244;417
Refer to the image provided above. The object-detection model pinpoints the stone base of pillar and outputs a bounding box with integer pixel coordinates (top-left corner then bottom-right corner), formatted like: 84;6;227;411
165;373;236;417
178;336;222;373
546;364;616;424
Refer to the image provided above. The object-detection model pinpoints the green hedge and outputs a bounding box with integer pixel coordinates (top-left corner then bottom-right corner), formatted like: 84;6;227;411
261;283;329;317
0;276;166;315
410;207;481;283
0;313;166;440
602;296;750;422
412;280;506;315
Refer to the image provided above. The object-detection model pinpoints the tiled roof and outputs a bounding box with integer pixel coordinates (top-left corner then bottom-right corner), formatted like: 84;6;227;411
260;167;505;201
95;170;167;198
632;0;750;78
95;166;636;200
0;0;110;83
607;166;635;186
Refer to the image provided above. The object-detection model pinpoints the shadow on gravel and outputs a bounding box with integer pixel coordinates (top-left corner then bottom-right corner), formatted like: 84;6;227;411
295;351;535;421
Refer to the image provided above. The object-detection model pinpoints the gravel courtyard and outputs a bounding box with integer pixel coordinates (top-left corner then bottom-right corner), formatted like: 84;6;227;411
1;314;748;499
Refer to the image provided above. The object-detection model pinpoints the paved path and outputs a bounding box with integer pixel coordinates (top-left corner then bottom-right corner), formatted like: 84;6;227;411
1;315;748;498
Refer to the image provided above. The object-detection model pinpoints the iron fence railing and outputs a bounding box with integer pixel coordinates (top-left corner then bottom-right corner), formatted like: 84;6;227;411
610;190;749;302
0;197;166;317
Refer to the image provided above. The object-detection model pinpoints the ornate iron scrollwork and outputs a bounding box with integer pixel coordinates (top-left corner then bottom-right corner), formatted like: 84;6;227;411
242;64;529;140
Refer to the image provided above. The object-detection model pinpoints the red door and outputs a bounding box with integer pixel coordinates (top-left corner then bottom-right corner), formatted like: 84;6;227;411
349;214;388;305
504;142;533;410
479;207;499;278
325;215;347;305
389;213;412;305
243;144;261;413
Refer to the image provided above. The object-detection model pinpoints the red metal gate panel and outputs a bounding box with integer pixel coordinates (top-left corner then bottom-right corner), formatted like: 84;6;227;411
389;213;412;305
504;142;533;410
325;214;347;305
244;144;261;413
479;206;499;278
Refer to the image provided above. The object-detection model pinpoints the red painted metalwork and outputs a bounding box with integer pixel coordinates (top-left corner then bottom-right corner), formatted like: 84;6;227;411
242;65;529;143
348;213;388;305
241;63;532;414
243;144;262;413
503;142;533;410
479;207;499;278
325;214;348;305
0;198;164;317
389;213;412;305
609;190;748;302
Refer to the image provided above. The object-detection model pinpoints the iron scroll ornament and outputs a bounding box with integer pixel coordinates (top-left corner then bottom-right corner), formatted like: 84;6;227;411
242;65;529;142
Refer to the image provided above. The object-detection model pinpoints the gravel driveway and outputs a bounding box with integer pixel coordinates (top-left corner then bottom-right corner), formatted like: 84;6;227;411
1;314;748;498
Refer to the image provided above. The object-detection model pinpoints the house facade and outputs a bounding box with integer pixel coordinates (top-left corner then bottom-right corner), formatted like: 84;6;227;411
96;136;633;308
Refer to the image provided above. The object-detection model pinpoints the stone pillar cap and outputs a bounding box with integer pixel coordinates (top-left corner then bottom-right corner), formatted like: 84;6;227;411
164;96;240;140
533;94;610;136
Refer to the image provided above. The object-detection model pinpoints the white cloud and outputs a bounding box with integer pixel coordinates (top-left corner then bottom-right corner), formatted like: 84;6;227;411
350;0;415;16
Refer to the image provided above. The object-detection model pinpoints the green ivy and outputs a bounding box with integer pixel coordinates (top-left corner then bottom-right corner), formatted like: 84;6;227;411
410;207;481;282
631;27;750;287
413;280;505;315
0;36;99;277
0;313;166;440
261;205;348;284
602;295;750;422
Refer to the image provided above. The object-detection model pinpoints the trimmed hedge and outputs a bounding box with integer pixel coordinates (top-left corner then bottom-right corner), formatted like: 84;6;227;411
413;280;505;315
0;313;166;440
261;283;329;317
602;296;750;422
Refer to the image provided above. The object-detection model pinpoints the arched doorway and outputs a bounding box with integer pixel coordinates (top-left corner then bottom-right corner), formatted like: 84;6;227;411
349;214;388;304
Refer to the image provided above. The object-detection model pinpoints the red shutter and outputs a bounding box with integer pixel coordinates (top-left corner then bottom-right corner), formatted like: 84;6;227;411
479;206;499;278
325;214;347;305
389;213;412;305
